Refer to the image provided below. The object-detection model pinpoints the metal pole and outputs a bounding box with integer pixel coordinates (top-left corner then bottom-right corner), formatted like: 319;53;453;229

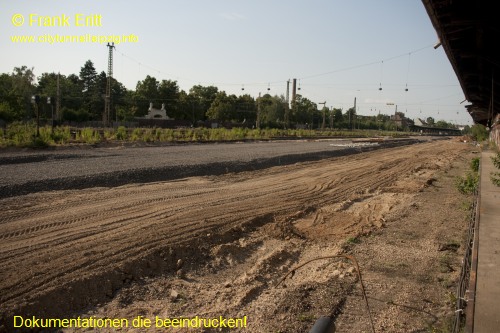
56;73;61;121
256;92;261;129
51;104;54;133
36;102;40;137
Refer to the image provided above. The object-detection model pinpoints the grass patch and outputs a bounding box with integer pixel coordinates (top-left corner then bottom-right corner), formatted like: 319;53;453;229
470;157;480;173
346;236;361;244
77;128;101;144
297;313;315;323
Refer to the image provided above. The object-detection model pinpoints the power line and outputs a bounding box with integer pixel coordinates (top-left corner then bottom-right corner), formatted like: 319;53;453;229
112;44;436;89
298;44;434;81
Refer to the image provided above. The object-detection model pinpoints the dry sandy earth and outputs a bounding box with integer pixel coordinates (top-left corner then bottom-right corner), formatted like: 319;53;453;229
0;139;476;332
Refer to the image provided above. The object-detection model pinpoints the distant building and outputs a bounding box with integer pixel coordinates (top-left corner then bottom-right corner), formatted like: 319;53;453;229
413;118;428;126
391;111;412;129
143;102;172;120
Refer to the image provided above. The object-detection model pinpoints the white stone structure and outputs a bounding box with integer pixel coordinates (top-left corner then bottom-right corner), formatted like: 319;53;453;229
145;102;172;120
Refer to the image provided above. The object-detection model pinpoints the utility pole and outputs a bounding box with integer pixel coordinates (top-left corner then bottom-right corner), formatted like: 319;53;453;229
56;72;61;122
285;79;290;129
47;97;54;133
351;97;356;131
256;92;261;129
318;101;326;130
286;80;290;106
395;104;398;131
291;78;297;128
31;95;40;137
103;42;115;127
329;106;333;128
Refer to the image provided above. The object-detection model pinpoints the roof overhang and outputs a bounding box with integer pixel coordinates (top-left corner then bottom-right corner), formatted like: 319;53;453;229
422;0;499;127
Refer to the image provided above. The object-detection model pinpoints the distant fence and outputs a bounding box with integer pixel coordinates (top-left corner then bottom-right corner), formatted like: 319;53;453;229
58;119;253;129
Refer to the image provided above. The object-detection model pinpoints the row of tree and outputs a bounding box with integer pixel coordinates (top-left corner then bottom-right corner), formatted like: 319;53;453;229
0;60;457;131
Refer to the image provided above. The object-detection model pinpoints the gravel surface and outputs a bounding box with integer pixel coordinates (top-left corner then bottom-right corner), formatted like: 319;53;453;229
0;138;422;198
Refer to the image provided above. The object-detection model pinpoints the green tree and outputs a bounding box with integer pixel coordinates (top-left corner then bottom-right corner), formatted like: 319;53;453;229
332;108;343;127
0;101;14;122
426;116;435;126
134;75;160;117
435;120;454;129
10;66;36;120
63;74;85;111
189;85;218;121
158;79;180;118
462;125;471;135
79;60;97;93
292;94;317;126
37;72;88;121
206;91;237;121
178;90;198;123
235;94;257;124
110;78;129;121
0;73;18;121
345;107;356;130
79;60;103;120
257;94;284;127
471;124;489;141
94;71;107;120
37;72;86;121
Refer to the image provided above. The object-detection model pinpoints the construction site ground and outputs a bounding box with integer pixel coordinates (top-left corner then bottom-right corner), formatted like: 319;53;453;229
0;138;478;332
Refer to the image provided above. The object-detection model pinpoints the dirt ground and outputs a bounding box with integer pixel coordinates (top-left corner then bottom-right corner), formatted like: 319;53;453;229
0;139;477;332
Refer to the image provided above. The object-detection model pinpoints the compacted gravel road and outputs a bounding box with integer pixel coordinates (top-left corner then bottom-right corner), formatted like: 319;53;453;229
0;138;418;198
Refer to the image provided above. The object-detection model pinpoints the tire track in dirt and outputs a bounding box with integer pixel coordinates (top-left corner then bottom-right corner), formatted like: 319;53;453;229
0;140;469;329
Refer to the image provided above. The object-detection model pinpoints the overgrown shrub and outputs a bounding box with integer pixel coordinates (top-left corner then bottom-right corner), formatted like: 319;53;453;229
455;172;479;194
470;124;489;142
491;152;500;187
6;122;35;146
130;128;142;141
142;128;155;142
116;126;127;140
52;126;71;144
455;157;480;194
77;128;101;144
492;152;500;169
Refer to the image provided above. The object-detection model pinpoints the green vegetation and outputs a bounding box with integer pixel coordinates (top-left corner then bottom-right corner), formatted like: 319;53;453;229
297;313;315;323
0;122;70;147
491;152;500;187
0;123;409;148
455;171;479;195
470;124;489;142
492;151;500;169
455;158;480;195
0;62;460;133
470;157;480;173
346;236;361;244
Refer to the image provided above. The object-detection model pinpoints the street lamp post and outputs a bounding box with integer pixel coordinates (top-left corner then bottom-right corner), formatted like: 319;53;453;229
47;97;54;133
31;95;40;137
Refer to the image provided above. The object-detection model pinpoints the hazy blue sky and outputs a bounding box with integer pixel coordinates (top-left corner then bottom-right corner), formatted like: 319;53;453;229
1;0;471;124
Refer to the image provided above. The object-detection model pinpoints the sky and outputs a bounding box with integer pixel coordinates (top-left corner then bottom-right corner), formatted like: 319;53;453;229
1;0;472;125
